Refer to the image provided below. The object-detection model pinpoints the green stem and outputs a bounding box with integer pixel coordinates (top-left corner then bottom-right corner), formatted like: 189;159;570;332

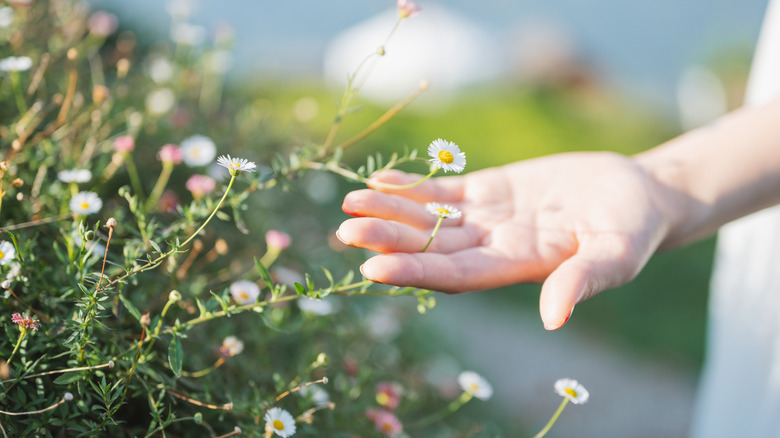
369;168;437;191
179;175;235;248
181;357;225;378
146;162;174;211
257;247;280;269
421;217;444;252
413;391;473;428
532;398;570;438
7;331;26;365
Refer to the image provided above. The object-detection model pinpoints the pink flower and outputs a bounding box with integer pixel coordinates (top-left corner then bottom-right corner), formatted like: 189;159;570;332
376;382;403;410
265;230;291;250
185;174;216;199
159;190;180;213
158;144;183;164
113;135;135;153
397;0;420;18
88;11;118;37
12;313;39;331
367;409;403;436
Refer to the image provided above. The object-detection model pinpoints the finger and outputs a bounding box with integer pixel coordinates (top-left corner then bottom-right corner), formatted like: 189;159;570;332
359;247;536;292
367;169;465;203
342;189;463;229
337;217;479;254
539;235;637;331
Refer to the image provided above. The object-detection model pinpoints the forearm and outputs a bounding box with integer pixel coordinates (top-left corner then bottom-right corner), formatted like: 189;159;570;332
635;95;780;249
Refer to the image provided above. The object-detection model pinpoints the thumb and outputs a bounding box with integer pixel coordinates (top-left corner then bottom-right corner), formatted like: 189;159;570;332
539;238;637;330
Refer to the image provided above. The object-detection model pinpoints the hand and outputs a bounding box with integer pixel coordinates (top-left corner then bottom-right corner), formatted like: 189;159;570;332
337;151;674;329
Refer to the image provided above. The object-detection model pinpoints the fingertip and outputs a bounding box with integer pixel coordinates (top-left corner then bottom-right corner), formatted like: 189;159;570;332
359;262;384;284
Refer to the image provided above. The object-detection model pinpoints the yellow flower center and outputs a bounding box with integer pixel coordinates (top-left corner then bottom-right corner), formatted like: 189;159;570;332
80;201;90;210
376;392;390;406
564;387;578;398
230;162;240;168
273;419;284;430
435;207;451;215
239;292;249;301
0;251;4;258
470;383;479;392
438;150;454;164
381;421;394;432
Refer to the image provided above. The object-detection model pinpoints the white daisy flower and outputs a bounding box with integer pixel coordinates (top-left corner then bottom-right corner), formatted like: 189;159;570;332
425;202;462;219
554;378;589;404
229;280;260;305
219;335;244;357
0;241;16;265
0;56;32;72
457;371;493;400
216;154;257;176
180;135;217;167
428;138;466;173
264;407;297;437
69;191;103;216
57;169;92;183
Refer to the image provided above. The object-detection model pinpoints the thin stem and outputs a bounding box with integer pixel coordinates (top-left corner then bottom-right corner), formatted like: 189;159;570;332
6;332;25;365
369;168;437;191
0;394;71;416
421;217;444;253
532;398;570;438
333;80;429;152
3;360;114;383
181;357;225;378
167;390;233;411
275;377;329;402
413;391;473;428
180;175;235;248
1;214;69;231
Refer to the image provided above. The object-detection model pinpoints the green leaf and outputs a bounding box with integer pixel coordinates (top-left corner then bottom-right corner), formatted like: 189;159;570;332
210;291;229;314
149;240;162;254
261;316;286;333
254;257;274;287
168;335;183;377
118;294;142;322
54;371;86;385
195;297;208;318
293;282;305;295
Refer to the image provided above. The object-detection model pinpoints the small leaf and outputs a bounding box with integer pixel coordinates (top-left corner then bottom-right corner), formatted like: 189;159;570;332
294;282;305;295
118;294;142;322
168;335;183;377
254;257;274;287
54;371;85;385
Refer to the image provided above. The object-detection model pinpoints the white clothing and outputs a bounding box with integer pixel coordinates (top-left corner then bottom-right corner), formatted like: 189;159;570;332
691;0;780;436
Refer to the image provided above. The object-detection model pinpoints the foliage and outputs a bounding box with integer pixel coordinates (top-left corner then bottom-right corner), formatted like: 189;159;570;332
0;1;491;436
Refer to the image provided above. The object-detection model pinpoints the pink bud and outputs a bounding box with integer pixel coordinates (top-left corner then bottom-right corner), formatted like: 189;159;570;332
185;174;216;199
158;144;183;164
88;11;119;37
113;135;135;153
265;230;291;250
397;0;420;18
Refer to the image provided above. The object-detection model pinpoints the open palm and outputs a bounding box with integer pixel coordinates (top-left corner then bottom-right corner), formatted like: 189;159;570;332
337;151;674;329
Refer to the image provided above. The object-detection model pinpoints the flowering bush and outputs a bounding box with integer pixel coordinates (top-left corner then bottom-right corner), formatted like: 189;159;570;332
0;1;520;436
